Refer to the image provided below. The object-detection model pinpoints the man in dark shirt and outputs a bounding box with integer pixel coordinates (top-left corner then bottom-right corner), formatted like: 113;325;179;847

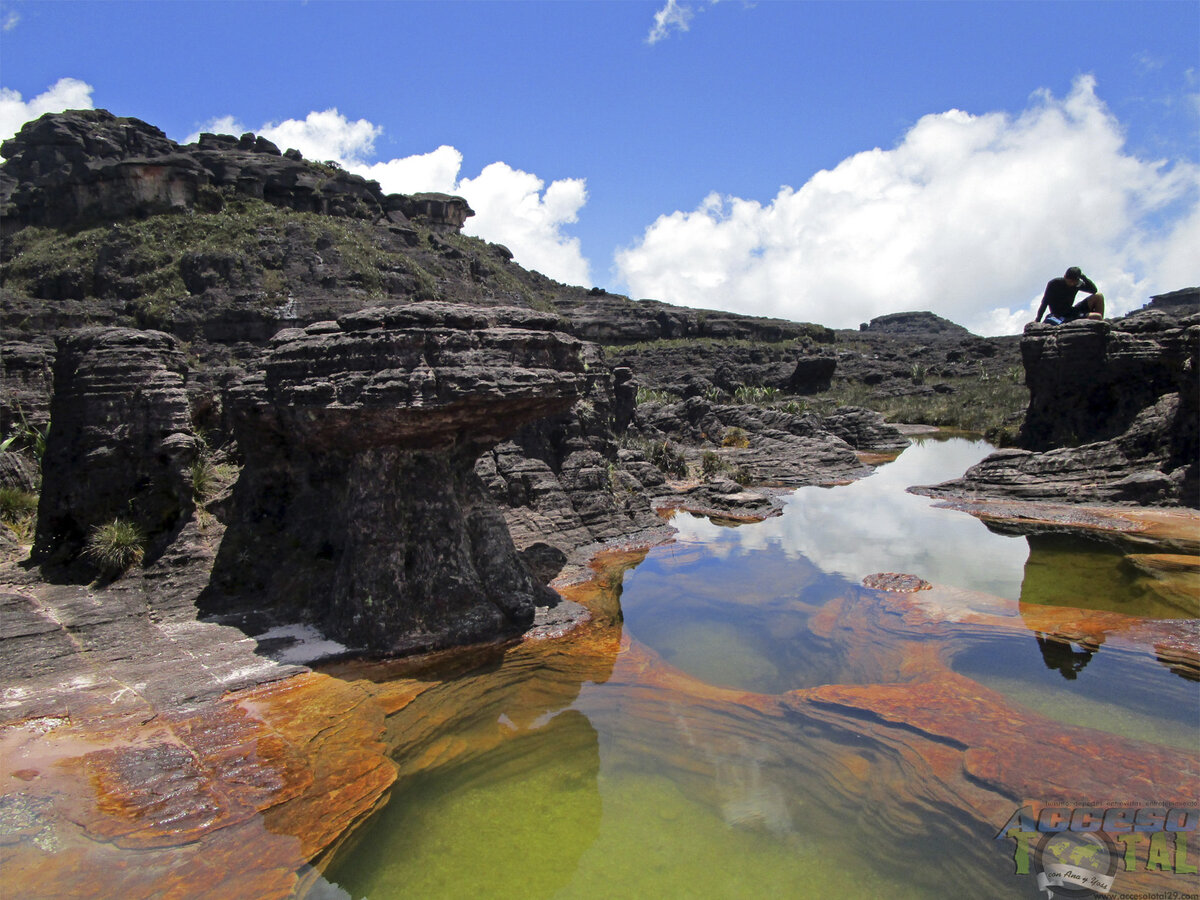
1034;266;1105;324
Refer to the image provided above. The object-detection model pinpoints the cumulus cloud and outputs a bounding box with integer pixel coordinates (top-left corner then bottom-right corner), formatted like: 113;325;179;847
186;107;591;286
359;145;463;195
615;76;1199;335
458;163;590;286
0;77;94;140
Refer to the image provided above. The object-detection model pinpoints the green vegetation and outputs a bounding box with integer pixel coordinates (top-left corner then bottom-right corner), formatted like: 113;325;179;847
0;197;522;320
809;376;1029;444
191;450;240;505
0;487;37;544
83;518;146;574
635;387;680;406
732;385;779;405
700;450;751;485
720;427;749;449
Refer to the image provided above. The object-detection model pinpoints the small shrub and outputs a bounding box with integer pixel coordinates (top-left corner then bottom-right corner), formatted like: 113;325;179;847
721;427;750;449
733;385;779;405
84;518;146;574
700;450;729;477
636;387;679;406
0;487;37;544
191;447;239;504
647;440;689;478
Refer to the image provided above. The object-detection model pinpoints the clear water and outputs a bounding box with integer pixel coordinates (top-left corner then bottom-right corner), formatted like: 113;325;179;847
322;437;1199;900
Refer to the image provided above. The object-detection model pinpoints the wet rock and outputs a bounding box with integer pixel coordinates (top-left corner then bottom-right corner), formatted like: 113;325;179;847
32;327;196;567
862;572;932;592
203;303;585;654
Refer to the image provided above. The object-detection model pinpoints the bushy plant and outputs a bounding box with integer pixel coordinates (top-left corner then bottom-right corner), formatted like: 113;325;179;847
0;487;37;544
84;518;146;574
636;387;679;406
721;427;750;449
700;450;728;477
647;440;689;478
733;385;779;405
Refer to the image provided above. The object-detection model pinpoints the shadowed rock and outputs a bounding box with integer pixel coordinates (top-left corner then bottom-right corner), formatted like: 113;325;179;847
202;303;585;653
32;327;196;567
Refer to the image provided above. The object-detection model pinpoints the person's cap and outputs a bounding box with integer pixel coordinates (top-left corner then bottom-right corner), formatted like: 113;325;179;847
1065;266;1082;279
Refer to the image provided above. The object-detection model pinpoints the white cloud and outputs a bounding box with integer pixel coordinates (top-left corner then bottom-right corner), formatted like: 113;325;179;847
0;77;94;141
647;0;695;44
258;109;381;166
458;162;591;286
184;107;592;286
359;145;463;195
3;10;19;32
615;76;1200;335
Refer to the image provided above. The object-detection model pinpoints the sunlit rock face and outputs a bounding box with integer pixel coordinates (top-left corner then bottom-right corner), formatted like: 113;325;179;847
32;327;197;566
203;302;585;653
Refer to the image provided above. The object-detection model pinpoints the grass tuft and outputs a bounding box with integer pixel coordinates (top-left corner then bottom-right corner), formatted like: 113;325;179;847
84;518;146;574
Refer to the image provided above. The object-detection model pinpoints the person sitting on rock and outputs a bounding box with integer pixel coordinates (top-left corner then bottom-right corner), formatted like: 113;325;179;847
1034;266;1105;325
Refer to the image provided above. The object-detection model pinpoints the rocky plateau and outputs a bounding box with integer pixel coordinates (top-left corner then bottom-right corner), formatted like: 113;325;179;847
1;110;1197;897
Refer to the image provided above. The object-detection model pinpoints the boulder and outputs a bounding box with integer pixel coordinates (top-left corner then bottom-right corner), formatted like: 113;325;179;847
202;303;585;654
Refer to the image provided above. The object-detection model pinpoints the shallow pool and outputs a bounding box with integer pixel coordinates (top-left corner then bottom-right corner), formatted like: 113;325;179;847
321;437;1199;900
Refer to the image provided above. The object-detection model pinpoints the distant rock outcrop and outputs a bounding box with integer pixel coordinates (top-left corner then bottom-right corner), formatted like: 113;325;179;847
859;311;973;336
0;109;474;232
202;303;584;653
32;328;197;565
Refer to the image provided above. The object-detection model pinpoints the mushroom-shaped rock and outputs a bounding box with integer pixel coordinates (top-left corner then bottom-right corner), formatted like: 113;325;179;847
203;303;585;654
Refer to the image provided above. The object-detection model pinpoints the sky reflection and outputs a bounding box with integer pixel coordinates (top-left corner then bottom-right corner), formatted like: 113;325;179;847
668;437;1031;600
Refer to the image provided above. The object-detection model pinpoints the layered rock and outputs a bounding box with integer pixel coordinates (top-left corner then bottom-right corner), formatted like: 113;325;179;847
32;328;196;566
923;311;1199;507
0;109;473;232
202;302;585;653
632;397;906;486
478;346;666;559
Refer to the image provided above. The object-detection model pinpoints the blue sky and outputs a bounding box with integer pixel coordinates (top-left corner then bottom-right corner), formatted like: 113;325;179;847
2;1;1197;334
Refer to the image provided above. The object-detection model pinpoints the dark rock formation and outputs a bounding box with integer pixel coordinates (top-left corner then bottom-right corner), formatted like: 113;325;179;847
922;311;1199;508
391;192;475;232
1143;286;1200;318
478;346;666;560
859;310;973;336
202;303;585;653
0;339;53;436
0;109;474;233
32;328;197;565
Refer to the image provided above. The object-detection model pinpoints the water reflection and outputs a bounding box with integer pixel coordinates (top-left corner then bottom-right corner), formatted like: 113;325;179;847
1033;632;1099;680
669;437;1031;599
1020;532;1199;618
